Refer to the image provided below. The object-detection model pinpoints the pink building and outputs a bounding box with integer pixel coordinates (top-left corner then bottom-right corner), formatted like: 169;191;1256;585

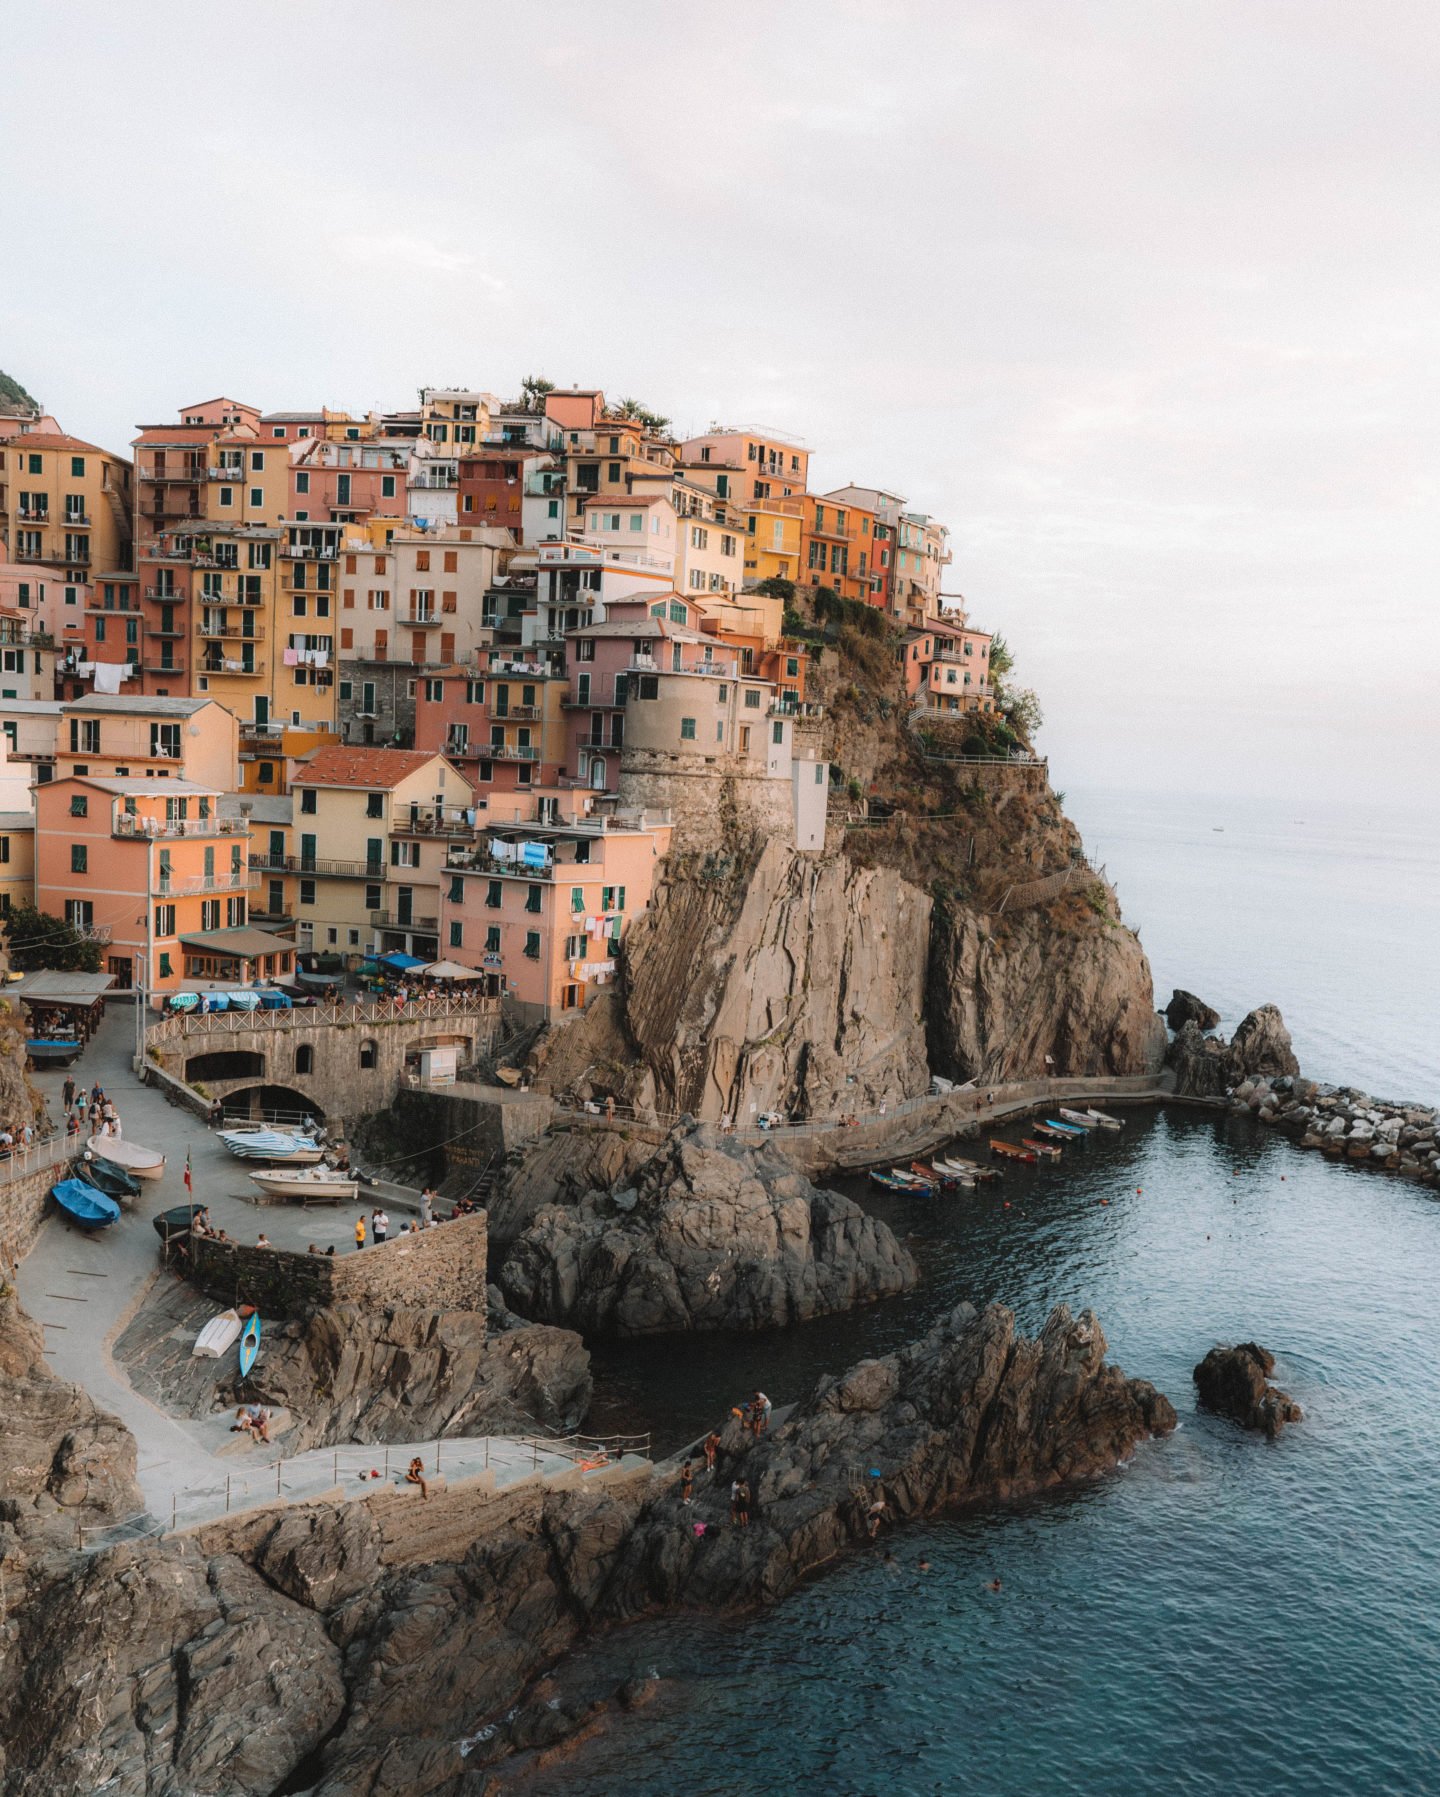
900;621;994;714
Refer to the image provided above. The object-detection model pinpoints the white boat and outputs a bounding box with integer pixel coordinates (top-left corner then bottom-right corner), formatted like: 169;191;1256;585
934;1156;978;1183
86;1136;166;1180
1058;1108;1100;1129
218;1129;325;1164
193;1308;243;1358
1086;1108;1124;1130
247;1167;359;1201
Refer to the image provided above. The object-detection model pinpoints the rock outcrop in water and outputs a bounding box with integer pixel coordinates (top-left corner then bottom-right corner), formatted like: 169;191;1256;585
1165;988;1221;1032
1233;1076;1440;1187
1194;1342;1303;1437
498;1133;917;1336
1167;1002;1300;1097
0;1292;1174;1794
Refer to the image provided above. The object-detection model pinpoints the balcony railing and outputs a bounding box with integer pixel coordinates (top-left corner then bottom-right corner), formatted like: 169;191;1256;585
486;743;539;761
143;587;182;601
264;854;385;880
392;809;475;836
140;465;206;483
198;621;266;640
410;472;459;490
143;623;185;637
282;543;339;561
770;699;825;719
626;657;739;679
63;511;92;527
403;611;441;627
207;466;246;481
197;657;262;677
16;508;50;523
370;910;439;931
153;873;251;897
114;816;247;840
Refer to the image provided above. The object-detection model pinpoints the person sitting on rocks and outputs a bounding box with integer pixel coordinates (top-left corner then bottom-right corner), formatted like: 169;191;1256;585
751;1391;772;1435
679;1460;694;1507
703;1430;721;1474
307;1243;319;1255
734;1478;751;1527
866;1491;889;1540
406;1456;430;1500
233;1404;271;1444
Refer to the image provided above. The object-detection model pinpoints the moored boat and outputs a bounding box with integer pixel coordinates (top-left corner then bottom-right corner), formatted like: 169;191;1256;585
247;1166;359;1202
1058;1108;1100;1129
193;1308;243;1358
79;1155;141;1203
911;1160;958;1189
1086;1108;1124;1130
1030;1123;1072;1144
1045;1118;1088;1136
990;1139;1038;1163
1022;1138;1063;1161
869;1168;912;1192
86;1136;166;1180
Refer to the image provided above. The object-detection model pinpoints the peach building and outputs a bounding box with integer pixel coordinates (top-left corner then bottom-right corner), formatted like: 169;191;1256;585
900;621;994;715
440;802;672;1023
34;774;263;998
679;429;808;502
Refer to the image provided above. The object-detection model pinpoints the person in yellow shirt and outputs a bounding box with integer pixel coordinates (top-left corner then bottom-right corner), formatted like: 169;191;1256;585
354;1215;366;1250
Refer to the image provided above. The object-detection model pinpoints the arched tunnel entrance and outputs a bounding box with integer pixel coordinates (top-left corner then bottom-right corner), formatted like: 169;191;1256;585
185;1049;266;1085
219;1085;327;1127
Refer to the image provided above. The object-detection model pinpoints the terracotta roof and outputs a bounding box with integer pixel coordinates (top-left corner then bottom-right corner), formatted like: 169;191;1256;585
292;745;451;790
2;433;123;458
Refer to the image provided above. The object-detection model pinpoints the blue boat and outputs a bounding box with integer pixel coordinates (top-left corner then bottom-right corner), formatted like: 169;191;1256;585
238;1312;262;1377
1045;1118;1089;1136
52;1179;120;1228
26;1038;84;1066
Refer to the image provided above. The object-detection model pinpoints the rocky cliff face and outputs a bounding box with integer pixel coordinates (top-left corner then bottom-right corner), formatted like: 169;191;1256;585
499;1133;918;1337
529;638;1165;1122
1167;1002;1300;1097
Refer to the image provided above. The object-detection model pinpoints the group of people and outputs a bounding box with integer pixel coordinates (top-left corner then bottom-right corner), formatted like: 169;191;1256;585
61;1078;120;1140
0;1119;38;1155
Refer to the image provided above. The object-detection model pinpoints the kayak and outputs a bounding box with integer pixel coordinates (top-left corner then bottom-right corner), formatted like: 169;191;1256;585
238;1313;262;1377
52;1178;121;1228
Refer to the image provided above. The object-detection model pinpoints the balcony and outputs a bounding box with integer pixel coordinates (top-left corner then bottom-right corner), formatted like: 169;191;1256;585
153;873;251;897
197;657;263;678
16;508;50;524
143;622;185;637
370;909;439;932
486;743;539;762
283;543;339;561
626;657;738;680
140;465;205;483
207;466;245;482
403;611;441;628
63;512;92;527
392;808;475;837
141;659;185;676
114;815;246;840
198;620;266;641
444;735;474;757
410;472;459;490
277;854;386;880
770;699;825;720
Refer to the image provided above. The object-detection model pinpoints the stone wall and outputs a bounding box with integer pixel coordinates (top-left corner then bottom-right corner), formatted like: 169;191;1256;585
362;1088;555;1192
617;760;793;852
338;658;416;749
0;1152;75;1268
185;1210;490;1319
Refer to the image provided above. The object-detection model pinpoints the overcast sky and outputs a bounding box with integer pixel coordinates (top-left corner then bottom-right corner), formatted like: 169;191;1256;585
5;1;1436;803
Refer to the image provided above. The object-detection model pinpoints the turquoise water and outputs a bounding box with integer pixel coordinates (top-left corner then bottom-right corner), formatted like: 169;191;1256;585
551;793;1440;1795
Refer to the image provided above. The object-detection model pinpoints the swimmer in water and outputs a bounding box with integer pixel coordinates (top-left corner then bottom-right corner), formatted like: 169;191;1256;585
987;1578;1003;1593
918;1556;932;1572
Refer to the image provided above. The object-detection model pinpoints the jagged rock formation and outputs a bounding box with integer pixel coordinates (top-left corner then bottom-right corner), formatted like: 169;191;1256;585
1168;1003;1300;1097
1165;988;1221;1031
1234;1077;1439;1186
1194;1342;1303;1437
486;1122;663;1247
0;1285;1173;1794
116;1281;593;1446
499;1133;917;1336
297;1300;1176;1789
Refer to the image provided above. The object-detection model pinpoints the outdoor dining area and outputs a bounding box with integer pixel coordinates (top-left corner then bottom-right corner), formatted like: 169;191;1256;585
355;954;500;1000
8;970;117;1067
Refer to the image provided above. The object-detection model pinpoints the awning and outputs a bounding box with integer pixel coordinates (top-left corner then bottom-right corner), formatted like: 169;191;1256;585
179;928;298;959
10;970;117;1006
378;951;426;971
420;959;481;980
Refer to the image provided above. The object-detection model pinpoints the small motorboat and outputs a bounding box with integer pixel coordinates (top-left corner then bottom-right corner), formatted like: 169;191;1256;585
1022;1138;1063;1161
1029;1123;1072;1144
1086;1108;1124;1130
52;1178;121;1228
911;1160;958;1189
247;1166;359;1203
1045;1118;1088;1136
1058;1109;1100;1130
218;1129;325;1164
990;1140;1037;1163
193;1308;243;1358
86;1136;166;1180
933;1156;979;1184
26;1038;84;1067
869;1169;910;1191
938;1155;1001;1184
238;1313;262;1377
891;1168;934;1195
79;1154;140;1202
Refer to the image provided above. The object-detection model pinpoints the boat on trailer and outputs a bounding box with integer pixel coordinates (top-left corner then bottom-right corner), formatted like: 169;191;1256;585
1086;1108;1124;1130
990;1139;1038;1163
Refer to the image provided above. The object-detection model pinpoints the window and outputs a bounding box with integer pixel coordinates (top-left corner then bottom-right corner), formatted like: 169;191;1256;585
69;793;88;817
365;883;382;911
295;1045;314;1074
486;880;502;908
300;788;316;814
680;717;696;740
773;720;785;744
523;930;541;959
300;878;316;906
366;792;384;818
65;899;93;930
744;688;762;709
815;764;825;784
200;901;221;931
576;639;595;662
449;920;464;949
67;841;89;875
571;885;585;914
486;925;501;953
359;1040;377;1069
425;679;443;701
415;550;430;571
391;839;419;868
381;475;395;498
525;884;542;914
219;487;234;508
295;471;310;495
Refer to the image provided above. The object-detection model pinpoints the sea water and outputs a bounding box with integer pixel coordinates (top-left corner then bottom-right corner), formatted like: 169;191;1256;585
542;791;1440;1796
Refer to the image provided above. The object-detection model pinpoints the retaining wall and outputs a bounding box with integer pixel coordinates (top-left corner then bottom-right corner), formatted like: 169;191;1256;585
185;1210;490;1318
0;1150;75;1266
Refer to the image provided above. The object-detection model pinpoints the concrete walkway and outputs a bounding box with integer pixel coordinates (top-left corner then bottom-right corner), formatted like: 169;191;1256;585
16;1007;618;1539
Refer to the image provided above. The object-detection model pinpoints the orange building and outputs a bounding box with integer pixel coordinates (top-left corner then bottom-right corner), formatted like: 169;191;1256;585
34;774;276;999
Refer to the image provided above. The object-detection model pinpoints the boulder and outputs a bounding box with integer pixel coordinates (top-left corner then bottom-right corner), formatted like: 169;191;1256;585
1228;1005;1300;1079
1194;1342;1303;1438
1165;989;1221;1032
499;1132;918;1337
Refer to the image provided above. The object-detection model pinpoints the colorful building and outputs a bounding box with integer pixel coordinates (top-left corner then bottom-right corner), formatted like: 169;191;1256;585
678;429;809;503
900;621;994;715
34;774;261;998
411;649;569;799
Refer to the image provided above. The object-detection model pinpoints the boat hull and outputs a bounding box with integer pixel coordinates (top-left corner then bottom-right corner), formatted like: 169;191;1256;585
52;1178;121;1228
86;1136;165;1179
194;1308;243;1358
247;1170;359;1201
238;1314;262;1377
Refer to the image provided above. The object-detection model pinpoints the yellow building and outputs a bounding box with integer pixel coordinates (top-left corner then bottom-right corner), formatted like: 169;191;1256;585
0;811;35;918
0;430;133;599
289;745;475;964
744;493;805;587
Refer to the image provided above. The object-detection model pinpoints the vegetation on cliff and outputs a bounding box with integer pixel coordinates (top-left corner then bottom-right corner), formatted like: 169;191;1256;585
0;368;39;415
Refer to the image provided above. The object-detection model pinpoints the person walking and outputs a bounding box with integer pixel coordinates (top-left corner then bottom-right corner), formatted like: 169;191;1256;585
354;1214;367;1251
62;1077;75;1112
373;1207;389;1244
703;1430;721;1474
679;1460;694;1506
